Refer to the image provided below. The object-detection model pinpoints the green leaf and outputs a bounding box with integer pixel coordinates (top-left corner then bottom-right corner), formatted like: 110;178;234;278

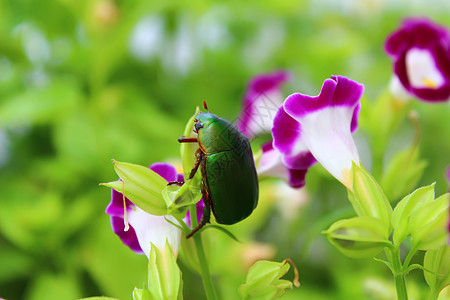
239;259;298;300
147;241;183;300
410;193;449;250
424;245;450;296
101;160;167;215
391;183;435;245
323;216;392;259
349;163;392;235
381;147;427;201
203;225;242;243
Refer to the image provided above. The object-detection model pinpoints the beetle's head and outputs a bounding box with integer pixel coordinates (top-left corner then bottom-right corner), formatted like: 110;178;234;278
193;112;219;133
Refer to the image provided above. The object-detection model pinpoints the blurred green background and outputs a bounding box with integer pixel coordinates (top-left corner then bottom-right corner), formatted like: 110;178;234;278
0;0;449;299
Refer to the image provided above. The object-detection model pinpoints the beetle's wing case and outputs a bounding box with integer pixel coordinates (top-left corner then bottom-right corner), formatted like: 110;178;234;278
203;145;258;224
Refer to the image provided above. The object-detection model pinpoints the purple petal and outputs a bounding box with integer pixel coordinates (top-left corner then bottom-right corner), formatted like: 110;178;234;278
272;107;303;156
105;186;135;216
150;162;180;182
288;169;308;188
283;76;363;119
184;200;205;229
110;216;144;254
259;141;309;189
238;70;290;138
282;151;316;170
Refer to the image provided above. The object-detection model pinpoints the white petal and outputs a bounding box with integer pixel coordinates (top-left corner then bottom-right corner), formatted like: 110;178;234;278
406;48;444;89
257;146;288;181
299;106;360;188
389;76;411;102
245;89;285;137
128;207;181;259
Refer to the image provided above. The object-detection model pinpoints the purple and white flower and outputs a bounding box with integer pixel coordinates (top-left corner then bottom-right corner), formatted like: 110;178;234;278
105;162;203;258
237;70;290;139
272;75;364;190
385;18;450;102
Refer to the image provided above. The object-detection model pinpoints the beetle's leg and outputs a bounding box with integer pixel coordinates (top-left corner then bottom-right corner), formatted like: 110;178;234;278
178;136;198;143
188;150;204;180
186;183;211;239
167;181;184;186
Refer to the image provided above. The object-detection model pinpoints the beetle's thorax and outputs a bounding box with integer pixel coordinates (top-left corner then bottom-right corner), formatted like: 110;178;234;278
196;113;246;155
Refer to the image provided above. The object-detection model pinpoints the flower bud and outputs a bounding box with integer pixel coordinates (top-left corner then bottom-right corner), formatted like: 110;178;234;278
102;160;167;216
147;241;183;300
239;259;299;299
349;163;392;233
410;193;449;250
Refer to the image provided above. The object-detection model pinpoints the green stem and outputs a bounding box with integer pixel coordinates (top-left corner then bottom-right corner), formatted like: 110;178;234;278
190;204;218;300
386;248;408;300
402;246;417;272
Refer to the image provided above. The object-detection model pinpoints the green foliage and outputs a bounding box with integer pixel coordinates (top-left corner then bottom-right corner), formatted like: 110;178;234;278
323;216;391;259
381;146;427;202
0;0;449;299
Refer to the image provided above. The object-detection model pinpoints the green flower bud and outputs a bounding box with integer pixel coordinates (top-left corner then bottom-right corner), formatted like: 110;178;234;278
101;160;167;215
424;245;450;298
147;241;183;300
410;193;449;250
323;216;392;258
391;183;435;245
349;163;392;233
181;107;201;181
239;259;299;299
132;287;151;300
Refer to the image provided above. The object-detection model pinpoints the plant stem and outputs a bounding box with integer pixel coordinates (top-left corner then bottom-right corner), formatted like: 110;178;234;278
386;247;408;300
402;246;417;272
190;204;218;300
193;233;218;300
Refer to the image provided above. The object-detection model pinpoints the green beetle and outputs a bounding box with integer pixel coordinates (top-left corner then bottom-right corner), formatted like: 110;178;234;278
178;102;259;238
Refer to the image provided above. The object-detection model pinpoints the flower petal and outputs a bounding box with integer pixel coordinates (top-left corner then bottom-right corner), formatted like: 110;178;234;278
110;215;144;254
150;162;180;182
280;75;363;188
127;207;182;258
105;188;135;216
184;200;205;229
258;142;308;188
238;70;290;138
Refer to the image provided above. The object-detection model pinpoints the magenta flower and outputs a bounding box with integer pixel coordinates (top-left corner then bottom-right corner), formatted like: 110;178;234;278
272;75;363;190
237;70;290;139
105;162;203;258
385;18;450;102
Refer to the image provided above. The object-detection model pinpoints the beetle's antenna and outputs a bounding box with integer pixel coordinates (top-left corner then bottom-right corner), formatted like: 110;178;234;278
203;100;209;112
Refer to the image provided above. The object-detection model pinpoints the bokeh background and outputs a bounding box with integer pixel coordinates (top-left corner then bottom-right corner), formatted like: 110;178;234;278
0;0;449;299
